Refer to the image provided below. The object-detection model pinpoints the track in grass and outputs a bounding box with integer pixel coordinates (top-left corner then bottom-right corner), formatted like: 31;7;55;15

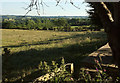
2;29;107;82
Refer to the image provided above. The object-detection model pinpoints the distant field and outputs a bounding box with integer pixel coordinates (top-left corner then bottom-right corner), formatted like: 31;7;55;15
2;29;107;82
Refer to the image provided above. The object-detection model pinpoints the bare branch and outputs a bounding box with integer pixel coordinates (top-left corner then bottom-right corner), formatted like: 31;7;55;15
58;5;65;10
26;0;81;16
25;9;32;16
70;0;80;9
40;0;44;14
101;2;114;22
56;0;61;6
65;0;68;4
25;0;49;16
43;2;49;7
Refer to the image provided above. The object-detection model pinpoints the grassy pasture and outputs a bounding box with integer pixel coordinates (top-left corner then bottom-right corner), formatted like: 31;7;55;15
2;29;107;82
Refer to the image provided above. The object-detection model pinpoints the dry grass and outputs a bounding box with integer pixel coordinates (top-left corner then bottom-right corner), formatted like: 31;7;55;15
2;29;107;82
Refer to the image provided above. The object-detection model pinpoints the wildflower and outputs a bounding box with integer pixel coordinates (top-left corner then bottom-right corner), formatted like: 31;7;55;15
103;69;106;72
94;59;99;63
70;78;74;81
96;67;98;72
86;71;89;74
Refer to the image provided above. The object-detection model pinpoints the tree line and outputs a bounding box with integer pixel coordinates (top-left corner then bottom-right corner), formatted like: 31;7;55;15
2;17;98;31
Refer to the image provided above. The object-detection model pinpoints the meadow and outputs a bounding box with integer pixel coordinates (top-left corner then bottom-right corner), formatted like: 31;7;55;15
2;29;107;82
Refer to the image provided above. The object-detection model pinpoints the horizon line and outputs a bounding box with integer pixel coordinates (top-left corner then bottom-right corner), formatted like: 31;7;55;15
2;15;88;16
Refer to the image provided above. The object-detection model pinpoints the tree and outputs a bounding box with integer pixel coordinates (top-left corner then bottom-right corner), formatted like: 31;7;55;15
28;0;120;75
35;18;43;30
53;18;67;31
87;3;103;31
89;2;120;73
2;21;11;29
2;21;16;29
26;19;36;29
68;18;79;26
45;19;54;30
63;23;71;32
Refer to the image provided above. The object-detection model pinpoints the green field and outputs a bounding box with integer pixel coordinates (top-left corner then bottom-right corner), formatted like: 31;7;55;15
2;29;107;82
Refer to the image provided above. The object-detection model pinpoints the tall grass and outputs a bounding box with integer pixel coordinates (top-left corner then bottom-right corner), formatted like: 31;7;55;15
2;29;107;82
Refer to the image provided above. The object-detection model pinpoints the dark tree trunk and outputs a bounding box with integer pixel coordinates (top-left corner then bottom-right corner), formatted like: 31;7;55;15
91;2;120;76
108;3;120;71
107;26;120;68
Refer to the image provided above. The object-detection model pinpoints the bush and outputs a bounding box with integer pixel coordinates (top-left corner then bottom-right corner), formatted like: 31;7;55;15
78;58;120;82
34;57;72;82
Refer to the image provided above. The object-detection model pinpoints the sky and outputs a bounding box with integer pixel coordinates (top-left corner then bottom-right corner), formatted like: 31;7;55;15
1;0;91;16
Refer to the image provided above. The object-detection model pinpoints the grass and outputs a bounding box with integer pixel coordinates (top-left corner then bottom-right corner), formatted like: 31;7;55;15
53;25;90;29
71;25;90;29
2;29;107;82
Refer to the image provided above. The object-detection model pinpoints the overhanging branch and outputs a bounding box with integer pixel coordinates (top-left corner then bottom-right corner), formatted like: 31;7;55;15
101;2;114;22
91;2;114;32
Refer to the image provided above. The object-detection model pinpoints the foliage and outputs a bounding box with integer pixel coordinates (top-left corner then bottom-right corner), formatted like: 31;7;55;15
78;58;119;83
68;18;90;26
2;17;92;31
87;3;103;31
49;58;72;82
37;58;72;82
79;64;110;82
63;24;71;32
87;2;114;31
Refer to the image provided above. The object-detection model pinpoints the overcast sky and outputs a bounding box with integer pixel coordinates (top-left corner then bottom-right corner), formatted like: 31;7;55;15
1;0;91;16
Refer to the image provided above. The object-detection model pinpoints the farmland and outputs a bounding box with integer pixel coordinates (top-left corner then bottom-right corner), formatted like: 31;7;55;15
2;29;107;82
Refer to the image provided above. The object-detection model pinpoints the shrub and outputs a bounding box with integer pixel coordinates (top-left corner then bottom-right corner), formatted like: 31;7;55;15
78;58;119;82
35;57;72;82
